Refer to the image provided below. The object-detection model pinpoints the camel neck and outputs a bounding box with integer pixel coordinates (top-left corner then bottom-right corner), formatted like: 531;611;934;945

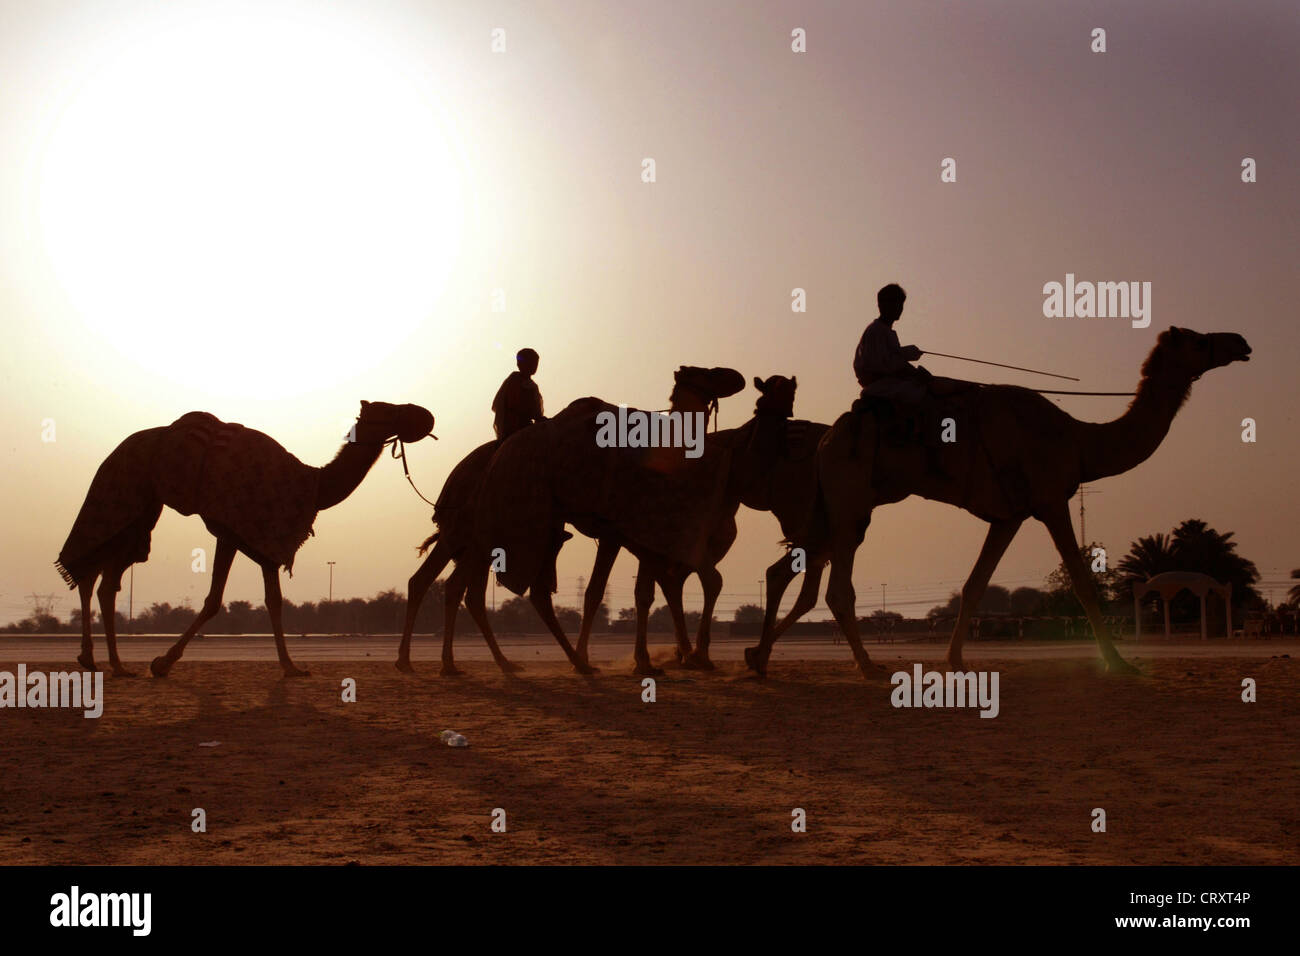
1080;372;1192;482
729;414;791;508
316;439;387;510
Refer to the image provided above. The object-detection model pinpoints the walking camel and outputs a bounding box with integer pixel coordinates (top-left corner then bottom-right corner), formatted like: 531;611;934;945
56;401;436;678
572;374;829;672
395;436;588;675
473;368;831;676
396;366;746;675
749;327;1251;677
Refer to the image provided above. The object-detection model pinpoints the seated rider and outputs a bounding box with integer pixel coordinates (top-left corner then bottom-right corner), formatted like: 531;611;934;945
492;348;545;441
853;283;930;404
852;284;956;478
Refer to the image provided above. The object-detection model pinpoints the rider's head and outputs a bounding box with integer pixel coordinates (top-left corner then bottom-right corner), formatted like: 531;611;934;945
878;284;906;322
516;348;539;375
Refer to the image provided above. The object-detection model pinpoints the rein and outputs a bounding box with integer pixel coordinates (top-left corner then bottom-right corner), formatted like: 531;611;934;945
352;414;440;508
385;437;439;508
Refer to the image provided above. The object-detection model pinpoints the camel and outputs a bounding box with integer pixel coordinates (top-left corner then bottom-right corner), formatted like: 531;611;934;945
55;401;436;678
462;369;832;677
573;375;830;674
395;437;589;676
397;366;747;676
760;326;1251;678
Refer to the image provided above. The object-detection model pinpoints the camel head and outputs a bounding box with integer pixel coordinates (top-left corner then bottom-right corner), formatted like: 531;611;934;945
355;401;437;444
669;366;746;415
1143;327;1252;384
753;374;797;418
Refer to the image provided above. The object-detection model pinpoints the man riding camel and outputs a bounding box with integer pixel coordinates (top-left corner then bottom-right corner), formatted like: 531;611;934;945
492;347;545;440
853;283;930;403
853;283;971;477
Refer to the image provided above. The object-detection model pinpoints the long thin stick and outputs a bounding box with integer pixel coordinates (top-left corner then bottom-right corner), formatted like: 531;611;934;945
1034;389;1134;396
921;350;1080;382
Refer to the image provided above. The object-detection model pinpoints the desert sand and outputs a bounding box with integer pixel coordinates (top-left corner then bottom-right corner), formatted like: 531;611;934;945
1;638;1295;865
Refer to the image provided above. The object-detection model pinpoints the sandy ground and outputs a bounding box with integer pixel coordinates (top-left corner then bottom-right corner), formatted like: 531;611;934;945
1;638;1296;865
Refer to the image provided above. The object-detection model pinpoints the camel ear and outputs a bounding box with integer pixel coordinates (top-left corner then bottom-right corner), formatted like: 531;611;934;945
754;376;765;392
791;375;797;388
360;400;370;409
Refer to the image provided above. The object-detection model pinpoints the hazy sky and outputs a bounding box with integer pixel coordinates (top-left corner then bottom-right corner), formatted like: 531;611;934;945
1;0;1296;625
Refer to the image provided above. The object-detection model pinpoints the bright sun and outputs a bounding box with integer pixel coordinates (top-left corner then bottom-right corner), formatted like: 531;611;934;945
37;2;464;399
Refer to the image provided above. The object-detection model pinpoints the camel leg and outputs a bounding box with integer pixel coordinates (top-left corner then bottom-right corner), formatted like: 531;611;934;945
439;563;468;676
396;537;454;672
1040;504;1138;674
684;566;722;670
633;565;662;677
262;561;309;678
76;575;97;672
528;587;592;674
461;563;521;674
577;538;620;668
151;540;238;677
945;519;1022;670
654;565;694;664
98;562;136;677
745;552;800;675
824;528;878;677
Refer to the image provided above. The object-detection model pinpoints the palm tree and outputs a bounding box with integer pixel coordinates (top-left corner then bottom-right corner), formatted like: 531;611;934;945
1169;519;1260;600
1287;569;1300;607
1117;533;1179;584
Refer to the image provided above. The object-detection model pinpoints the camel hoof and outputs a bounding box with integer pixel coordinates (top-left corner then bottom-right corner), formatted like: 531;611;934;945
497;660;525;674
856;659;887;679
681;654;715;671
1106;658;1142;676
634;664;665;677
281;666;311;678
394;659;415;674
573;661;600;675
150;656;172;678
77;652;97;672
440;663;464;677
743;646;768;676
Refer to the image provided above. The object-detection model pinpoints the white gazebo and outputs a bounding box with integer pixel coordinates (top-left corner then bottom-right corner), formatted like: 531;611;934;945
1133;572;1232;641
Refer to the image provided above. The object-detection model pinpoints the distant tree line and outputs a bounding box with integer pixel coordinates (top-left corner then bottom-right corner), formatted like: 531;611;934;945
924;519;1265;628
4;518;1270;635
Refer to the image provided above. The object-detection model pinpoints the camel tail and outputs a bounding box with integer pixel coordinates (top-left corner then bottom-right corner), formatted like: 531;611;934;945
417;531;440;556
53;558;77;590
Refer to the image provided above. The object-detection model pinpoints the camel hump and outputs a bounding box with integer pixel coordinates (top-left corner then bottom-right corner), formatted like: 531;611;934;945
172;410;221;427
556;397;611;419
433;440;498;522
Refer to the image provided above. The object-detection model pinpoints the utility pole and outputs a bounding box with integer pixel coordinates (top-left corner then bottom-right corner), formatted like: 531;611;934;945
882;583;888;613
128;564;134;632
1078;484;1101;546
1079;483;1087;545
327;561;336;603
758;578;764;608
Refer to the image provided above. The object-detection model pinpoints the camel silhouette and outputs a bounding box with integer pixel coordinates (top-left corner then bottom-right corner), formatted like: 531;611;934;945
395;367;746;676
570;374;830;673
751;326;1251;677
55;401;435;678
